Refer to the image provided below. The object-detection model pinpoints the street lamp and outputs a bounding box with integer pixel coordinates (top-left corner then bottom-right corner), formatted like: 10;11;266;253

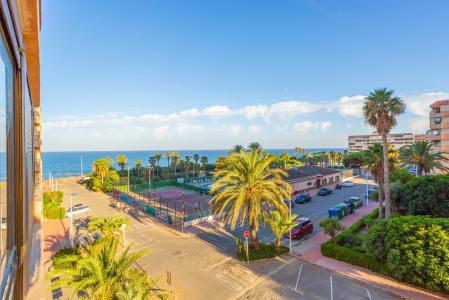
69;192;78;246
120;223;127;247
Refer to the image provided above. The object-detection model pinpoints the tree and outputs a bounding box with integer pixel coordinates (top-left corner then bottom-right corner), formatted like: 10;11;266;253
50;237;154;299
200;156;208;174
171;152;180;176
319;218;344;239
247;141;262;151
278;152;302;170
92;157;113;183
193;153;200;176
115;269;166;300
362;143;397;218
116;154;128;171
400;141;449;176
231;144;244;154
343;152;364;168
210;149;291;251
185;156;191;177
267;211;298;255
148;156;157;178
154;152;161;177
363;88;406;219
135;160;142;176
88;215;129;237
294;147;302;159
165;151;171;173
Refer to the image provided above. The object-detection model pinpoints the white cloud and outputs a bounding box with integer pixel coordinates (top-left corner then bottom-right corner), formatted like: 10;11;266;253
293;121;332;133
336;95;366;118
408;118;429;133
405;92;449;117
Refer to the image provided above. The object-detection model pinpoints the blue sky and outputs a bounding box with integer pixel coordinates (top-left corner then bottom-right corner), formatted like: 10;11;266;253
41;0;449;151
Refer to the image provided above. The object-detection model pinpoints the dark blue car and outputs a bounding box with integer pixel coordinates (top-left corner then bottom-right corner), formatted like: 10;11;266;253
318;188;332;196
295;193;312;204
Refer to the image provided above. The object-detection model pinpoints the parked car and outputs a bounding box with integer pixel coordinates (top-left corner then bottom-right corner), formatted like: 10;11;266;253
295;193;312;204
345;196;363;209
317;188;332;196
66;204;90;218
341;181;355;187
284;199;295;208
286;218;313;239
335;183;342;189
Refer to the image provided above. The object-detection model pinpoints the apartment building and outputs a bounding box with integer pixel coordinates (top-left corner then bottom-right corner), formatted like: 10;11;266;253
414;134;427;142
428;99;449;157
0;1;42;299
347;132;415;153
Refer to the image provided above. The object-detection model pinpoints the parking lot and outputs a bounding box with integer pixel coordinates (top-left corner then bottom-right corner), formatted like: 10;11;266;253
226;179;375;244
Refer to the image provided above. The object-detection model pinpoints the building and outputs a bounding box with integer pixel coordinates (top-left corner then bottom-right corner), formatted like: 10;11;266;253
347;132;416;153
286;165;341;195
414;134;427;142
428;100;449;169
0;1;42;299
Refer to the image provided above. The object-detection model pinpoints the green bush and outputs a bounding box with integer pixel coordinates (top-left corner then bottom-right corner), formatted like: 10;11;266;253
365;216;449;292
45;206;66;219
393;175;449;216
235;239;288;261
43;191;64;208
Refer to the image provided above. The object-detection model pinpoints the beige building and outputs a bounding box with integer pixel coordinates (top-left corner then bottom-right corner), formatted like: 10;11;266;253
428;99;449;162
414;134;427;142
286;165;341;195
347;132;416;153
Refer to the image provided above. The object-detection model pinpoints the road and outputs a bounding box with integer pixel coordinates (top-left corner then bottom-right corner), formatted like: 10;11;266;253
52;178;399;300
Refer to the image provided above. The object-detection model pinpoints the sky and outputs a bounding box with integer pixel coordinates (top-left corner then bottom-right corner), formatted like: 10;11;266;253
41;0;449;151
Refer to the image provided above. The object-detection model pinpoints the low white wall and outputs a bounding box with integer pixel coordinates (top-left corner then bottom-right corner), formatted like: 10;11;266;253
183;215;215;227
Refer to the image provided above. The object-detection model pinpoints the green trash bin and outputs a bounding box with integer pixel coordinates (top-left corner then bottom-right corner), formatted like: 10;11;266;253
332;204;346;219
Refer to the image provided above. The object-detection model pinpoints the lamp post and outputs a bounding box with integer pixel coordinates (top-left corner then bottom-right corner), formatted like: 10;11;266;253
120;223;127;247
69;193;77;246
289;197;292;254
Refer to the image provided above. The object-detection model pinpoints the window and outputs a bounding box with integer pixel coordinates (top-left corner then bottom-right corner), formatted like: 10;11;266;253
335;175;339;181
307;181;312;186
434;117;442;125
0;28;14;269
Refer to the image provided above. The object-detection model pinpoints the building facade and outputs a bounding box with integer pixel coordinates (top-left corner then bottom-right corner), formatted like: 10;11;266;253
286;165;341;195
0;0;42;299
347;132;416;153
428;100;449;171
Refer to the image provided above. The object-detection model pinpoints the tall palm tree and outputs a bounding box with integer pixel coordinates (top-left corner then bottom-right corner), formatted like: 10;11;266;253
231;144;244;154
185;156;191;177
88;215;129;237
294;147;302;159
363;88;406;219
164;151;171;173
210;149;291;250
154;152;162;177
267;211;298;255
400;141;449;176
171;152;180;176
193;153;200;176
116;154;128;171
115;269;165;300
247;142;262;151
148;156;157;178
51;237;150;300
279;152;302;170
200;156;208;174
135;160;142;176
93;157;112;183
362;143;397;219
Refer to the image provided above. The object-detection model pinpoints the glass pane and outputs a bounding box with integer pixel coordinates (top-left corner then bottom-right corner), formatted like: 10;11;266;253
0;51;6;260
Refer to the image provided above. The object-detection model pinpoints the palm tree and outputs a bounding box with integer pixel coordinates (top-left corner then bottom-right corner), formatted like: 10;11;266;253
116;154;128;171
115;269;165;300
193;153;200;176
164;151;171;173
185;156;191;177
363;143;397;218
210;149;291;251
267;211;298;255
51;237;150;299
247;141;262;151
363;88;406;219
93;157;112;183
200;156;208;174
294;147;302;159
154;152;162;177
400;141;449;176
231;144;245;154
171;152;180;176
88;215;129;237
148;156;157;179
279;152;302;170
135;160;142;176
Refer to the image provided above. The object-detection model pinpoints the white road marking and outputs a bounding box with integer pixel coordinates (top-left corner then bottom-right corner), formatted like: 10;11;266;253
294;263;303;291
330;275;333;300
366;289;373;300
289;287;304;295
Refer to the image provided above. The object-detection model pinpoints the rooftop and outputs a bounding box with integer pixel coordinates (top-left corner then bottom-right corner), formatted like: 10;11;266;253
430;99;449;108
286;165;340;181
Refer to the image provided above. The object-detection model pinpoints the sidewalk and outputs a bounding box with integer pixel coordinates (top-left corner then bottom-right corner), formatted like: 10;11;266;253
291;201;448;300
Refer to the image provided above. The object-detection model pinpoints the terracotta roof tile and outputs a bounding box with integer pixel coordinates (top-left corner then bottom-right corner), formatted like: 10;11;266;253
430;99;449;108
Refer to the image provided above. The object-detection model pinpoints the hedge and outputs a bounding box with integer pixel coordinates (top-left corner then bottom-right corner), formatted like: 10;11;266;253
45;207;66;219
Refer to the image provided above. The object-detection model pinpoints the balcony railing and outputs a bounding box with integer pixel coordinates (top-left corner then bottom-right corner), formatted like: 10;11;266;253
0;247;18;300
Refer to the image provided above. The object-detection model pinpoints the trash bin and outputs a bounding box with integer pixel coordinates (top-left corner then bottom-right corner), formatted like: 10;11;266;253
328;207;340;218
333;204;347;218
342;203;353;216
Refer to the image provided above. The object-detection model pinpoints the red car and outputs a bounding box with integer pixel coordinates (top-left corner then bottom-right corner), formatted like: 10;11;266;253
286;218;313;239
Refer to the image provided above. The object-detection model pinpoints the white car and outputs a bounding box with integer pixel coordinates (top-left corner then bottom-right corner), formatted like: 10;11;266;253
66;204;90;218
341;181;355;187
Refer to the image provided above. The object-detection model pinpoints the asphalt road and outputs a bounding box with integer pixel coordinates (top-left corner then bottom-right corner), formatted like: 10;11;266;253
225;181;375;243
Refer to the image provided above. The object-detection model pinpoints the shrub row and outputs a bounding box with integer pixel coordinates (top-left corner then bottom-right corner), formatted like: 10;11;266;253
44;206;66;220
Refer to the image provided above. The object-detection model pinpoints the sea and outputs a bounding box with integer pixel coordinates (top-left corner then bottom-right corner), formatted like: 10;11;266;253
40;148;345;180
